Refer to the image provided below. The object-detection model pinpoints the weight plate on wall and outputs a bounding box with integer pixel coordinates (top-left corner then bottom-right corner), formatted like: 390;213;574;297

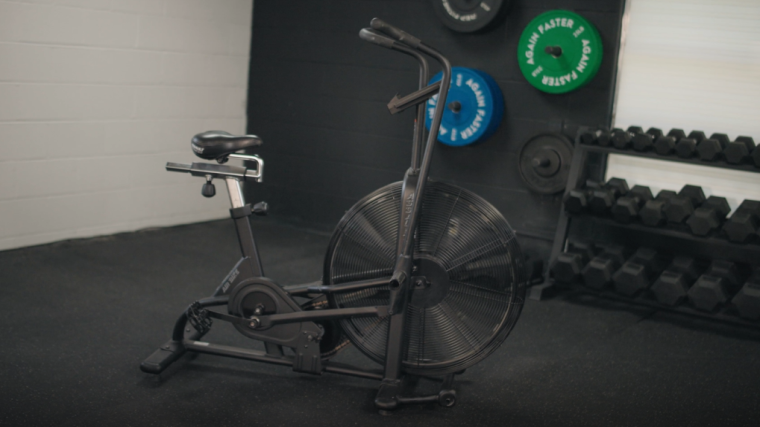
431;0;509;33
425;67;504;147
517;10;603;94
519;133;574;194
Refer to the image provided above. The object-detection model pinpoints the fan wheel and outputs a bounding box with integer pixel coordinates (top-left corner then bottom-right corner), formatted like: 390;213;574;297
323;181;526;376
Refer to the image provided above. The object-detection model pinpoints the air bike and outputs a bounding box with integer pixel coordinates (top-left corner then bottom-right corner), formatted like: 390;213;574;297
141;18;526;413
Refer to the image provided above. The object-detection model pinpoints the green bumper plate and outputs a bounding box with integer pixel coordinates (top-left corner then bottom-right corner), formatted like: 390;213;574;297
517;10;603;94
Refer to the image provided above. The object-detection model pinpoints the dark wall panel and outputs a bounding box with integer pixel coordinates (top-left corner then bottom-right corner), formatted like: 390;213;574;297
246;0;626;261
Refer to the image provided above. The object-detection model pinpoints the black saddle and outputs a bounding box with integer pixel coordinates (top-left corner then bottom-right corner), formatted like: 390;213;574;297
191;131;263;160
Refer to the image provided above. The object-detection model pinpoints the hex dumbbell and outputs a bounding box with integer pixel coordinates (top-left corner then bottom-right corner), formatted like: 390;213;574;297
611;128;634;149
596;128;613;147
723;136;756;165
686;196;731;236
632;127;663;151
687;260;744;311
611;185;653;224
752;145;760;168
696;133;730;162
675;130;706;158
639;190;677;226
551;241;597;283
664;185;706;224
582;245;629;290
579;128;599;145
588;178;629;214
731;269;760;320
563;180;602;214
722;200;760;243
654;129;686;155
612;247;666;296
651;257;704;306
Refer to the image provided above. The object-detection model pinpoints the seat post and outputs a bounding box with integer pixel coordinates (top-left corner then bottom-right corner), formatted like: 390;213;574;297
225;177;264;277
225;177;245;209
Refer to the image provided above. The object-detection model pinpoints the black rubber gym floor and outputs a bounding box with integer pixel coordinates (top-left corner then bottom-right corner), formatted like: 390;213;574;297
1;218;759;427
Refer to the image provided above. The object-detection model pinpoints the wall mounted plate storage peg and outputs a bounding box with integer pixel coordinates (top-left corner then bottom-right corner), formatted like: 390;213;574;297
518;10;603;94
425;67;504;146
431;0;510;33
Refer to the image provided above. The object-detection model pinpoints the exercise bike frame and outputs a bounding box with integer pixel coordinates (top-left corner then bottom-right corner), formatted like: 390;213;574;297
142;19;458;410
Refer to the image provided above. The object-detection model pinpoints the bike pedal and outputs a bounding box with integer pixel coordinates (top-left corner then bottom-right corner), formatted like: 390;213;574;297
187;302;212;334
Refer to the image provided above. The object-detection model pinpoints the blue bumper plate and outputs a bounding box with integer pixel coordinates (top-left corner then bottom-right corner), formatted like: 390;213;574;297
425;67;504;146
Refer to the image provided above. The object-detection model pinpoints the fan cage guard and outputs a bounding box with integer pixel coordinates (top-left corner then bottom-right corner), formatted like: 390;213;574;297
323;181;526;376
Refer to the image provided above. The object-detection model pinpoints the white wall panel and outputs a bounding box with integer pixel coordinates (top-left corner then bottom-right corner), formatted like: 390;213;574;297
0;0;253;251
609;0;760;208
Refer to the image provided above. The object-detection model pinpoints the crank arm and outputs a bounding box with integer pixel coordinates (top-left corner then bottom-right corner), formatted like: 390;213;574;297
387;81;441;115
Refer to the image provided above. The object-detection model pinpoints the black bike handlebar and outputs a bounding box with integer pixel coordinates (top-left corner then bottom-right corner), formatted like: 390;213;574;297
370;18;422;49
359;28;396;49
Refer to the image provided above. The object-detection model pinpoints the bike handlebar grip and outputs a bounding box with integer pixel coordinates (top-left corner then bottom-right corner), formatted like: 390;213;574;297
359;28;396;48
370;18;421;49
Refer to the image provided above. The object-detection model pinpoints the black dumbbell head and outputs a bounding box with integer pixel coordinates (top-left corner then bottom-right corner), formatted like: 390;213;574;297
579;130;598;145
568;241;596;260
675;138;697;158
752;146;760;168
654;135;677;155
687;208;721;236
688;130;707;142
610;186;652;224
632;132;654;151
678;185;706;206
736;199;760;215
588;189;616;214
707;260;742;287
652;270;691;306
686;195;731;236
687;196;731;237
564;189;588;214
640;199;667;226
702;196;731;218
612;128;632;149
606;178;629;195
723;211;759;243
613;262;650;296
597;129;612;147
629;247;661;269
667;129;686;140
646;128;663;138
724;137;756;164
670;256;702;281
582;256;618;289
688;275;730;311
588;178;628;214
626;126;644;134
696;138;724;161
710;133;731;146
657;190;677;201
611;196;639;223
552;252;586;283
629;185;654;202
731;277;760;320
664;197;695;223
736;136;755;146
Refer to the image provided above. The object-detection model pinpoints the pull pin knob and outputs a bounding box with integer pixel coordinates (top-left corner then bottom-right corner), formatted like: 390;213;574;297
201;175;216;198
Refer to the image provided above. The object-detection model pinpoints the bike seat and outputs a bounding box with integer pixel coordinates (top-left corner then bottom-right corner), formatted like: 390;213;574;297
191;131;263;160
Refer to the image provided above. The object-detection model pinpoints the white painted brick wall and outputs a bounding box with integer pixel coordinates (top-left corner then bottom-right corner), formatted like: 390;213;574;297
0;0;253;251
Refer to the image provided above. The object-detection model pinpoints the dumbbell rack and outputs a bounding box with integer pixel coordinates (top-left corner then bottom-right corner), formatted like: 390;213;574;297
529;128;760;328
